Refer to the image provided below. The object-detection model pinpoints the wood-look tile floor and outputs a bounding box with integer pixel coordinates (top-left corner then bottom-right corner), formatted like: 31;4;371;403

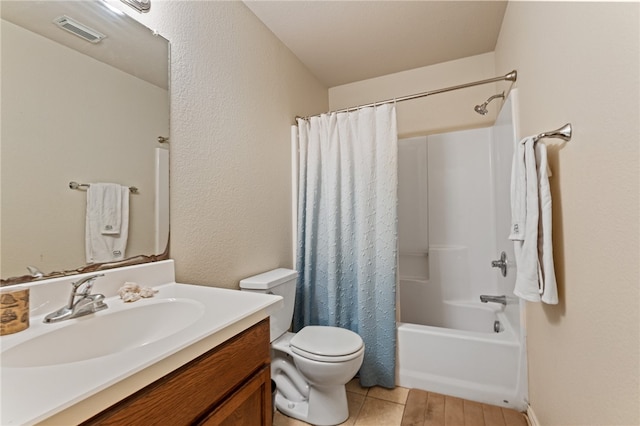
273;380;528;426
402;389;528;426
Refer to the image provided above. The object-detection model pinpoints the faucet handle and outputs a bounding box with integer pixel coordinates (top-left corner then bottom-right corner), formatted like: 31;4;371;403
72;273;105;294
66;274;104;310
491;252;508;277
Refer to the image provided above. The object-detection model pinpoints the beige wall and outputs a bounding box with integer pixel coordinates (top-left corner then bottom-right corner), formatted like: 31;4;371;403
121;1;328;288
329;52;499;137
495;2;639;424
1;19;167;278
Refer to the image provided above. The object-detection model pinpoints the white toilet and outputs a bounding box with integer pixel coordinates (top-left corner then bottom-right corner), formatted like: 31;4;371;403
240;268;364;426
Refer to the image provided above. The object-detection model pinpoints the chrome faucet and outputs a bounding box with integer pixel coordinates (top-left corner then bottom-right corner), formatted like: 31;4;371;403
27;265;44;278
480;295;507;306
43;274;108;323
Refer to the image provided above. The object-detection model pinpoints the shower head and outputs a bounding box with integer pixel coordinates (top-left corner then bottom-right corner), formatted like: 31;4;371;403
474;104;489;115
474;92;505;115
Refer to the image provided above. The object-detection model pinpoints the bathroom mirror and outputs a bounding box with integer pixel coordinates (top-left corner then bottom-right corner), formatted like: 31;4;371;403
1;1;170;285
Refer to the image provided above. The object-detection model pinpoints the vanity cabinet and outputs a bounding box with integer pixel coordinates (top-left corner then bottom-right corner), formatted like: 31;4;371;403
83;319;272;426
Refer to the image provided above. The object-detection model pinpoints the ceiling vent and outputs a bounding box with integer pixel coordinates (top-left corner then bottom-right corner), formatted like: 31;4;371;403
53;16;106;43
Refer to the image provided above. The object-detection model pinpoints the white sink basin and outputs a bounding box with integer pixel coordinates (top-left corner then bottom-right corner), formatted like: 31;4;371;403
2;299;204;368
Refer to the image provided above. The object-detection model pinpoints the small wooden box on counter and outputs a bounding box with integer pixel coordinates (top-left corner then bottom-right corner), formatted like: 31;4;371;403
0;286;30;335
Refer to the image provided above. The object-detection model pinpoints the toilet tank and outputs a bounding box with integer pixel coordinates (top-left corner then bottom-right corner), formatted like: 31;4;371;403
240;268;298;342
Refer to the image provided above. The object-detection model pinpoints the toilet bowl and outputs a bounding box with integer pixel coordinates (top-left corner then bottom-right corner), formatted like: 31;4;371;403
240;269;365;426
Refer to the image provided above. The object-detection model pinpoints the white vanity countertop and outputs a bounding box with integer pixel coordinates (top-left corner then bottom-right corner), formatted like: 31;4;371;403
0;261;283;425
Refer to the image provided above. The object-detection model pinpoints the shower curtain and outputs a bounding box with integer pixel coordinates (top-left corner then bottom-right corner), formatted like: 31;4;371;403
293;104;398;388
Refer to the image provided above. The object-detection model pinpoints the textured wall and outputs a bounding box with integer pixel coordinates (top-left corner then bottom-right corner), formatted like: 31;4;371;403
495;3;639;424
120;1;328;288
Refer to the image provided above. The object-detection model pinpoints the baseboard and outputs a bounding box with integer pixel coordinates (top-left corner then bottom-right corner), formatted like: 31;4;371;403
526;405;541;426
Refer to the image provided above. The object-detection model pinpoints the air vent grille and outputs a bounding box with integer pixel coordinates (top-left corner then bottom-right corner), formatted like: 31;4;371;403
53;16;106;43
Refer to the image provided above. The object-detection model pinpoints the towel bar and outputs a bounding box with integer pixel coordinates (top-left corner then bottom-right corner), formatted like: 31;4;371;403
69;181;139;194
533;123;572;143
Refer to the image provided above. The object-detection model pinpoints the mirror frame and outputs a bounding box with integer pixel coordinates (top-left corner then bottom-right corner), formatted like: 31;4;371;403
1;244;170;287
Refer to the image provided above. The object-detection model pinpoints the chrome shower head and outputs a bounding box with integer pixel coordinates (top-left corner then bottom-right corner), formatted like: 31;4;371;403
474;104;489;115
474;92;505;115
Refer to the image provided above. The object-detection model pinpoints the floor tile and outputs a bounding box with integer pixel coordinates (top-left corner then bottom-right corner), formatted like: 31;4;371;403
503;407;528;426
401;389;428;425
273;410;311;426
273;392;366;426
354;397;405;426
444;396;465;425
346;378;369;396
423;392;445;426
367;386;410;405
340;392;366;425
482;403;506;426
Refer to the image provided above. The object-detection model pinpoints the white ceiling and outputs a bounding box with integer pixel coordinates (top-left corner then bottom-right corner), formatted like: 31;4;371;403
245;1;508;88
2;1;168;89
3;1;506;91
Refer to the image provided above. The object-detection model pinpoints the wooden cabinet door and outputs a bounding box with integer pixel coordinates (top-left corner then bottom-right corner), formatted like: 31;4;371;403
82;319;270;426
198;366;272;426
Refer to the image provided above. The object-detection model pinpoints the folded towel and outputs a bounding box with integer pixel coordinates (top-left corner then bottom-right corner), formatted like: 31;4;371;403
86;183;129;263
510;137;558;304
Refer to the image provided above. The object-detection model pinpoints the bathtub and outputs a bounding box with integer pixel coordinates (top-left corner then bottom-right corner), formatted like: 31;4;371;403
397;280;527;411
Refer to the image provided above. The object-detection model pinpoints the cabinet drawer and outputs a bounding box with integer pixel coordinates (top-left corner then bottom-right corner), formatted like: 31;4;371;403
84;319;270;425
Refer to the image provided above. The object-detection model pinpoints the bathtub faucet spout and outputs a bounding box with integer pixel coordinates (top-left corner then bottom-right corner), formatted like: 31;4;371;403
480;295;507;306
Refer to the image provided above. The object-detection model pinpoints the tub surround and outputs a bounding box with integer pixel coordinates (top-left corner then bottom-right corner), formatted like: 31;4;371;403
395;91;526;410
0;260;283;425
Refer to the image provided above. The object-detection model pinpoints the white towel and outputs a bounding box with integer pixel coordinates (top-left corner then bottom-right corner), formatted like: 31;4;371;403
86;183;129;263
96;183;122;234
509;136;558;304
536;143;558;304
509;138;526;240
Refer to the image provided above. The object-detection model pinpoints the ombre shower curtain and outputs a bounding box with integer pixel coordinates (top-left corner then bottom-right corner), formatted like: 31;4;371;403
293;104;398;388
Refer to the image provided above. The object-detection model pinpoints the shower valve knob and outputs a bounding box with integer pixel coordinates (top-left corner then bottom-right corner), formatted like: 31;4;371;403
491;252;508;277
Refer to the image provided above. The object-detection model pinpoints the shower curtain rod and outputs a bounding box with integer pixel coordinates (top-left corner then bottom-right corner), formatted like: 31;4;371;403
296;70;517;121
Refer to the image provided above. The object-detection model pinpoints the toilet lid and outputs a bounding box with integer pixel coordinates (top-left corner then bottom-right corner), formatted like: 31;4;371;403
290;326;363;357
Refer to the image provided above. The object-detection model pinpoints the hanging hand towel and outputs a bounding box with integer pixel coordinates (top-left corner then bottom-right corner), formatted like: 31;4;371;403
86;183;129;263
535;142;558;304
97;183;122;234
509;137;558;304
509;137;527;241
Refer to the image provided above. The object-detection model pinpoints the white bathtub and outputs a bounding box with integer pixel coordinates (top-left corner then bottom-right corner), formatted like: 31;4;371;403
397;280;527;410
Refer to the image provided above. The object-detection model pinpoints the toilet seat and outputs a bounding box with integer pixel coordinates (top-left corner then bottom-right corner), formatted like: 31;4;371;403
290;326;364;363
